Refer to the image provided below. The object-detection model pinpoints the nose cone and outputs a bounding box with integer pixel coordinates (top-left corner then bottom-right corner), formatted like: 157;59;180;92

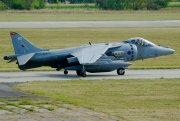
158;47;175;56
168;48;175;55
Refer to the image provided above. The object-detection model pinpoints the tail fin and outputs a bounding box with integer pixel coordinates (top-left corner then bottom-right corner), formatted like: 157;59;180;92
10;32;49;54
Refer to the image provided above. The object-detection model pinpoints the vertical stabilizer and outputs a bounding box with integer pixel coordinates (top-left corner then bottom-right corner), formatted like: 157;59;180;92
10;32;48;54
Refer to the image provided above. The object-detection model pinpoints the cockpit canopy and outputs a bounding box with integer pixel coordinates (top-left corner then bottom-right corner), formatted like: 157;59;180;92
123;37;156;46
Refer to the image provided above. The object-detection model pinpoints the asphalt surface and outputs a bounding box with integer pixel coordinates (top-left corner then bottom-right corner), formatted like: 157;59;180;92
0;69;180;83
0;82;41;99
1;21;180;28
0;82;25;97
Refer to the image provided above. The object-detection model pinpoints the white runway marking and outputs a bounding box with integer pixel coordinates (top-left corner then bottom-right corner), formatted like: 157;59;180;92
0;69;179;82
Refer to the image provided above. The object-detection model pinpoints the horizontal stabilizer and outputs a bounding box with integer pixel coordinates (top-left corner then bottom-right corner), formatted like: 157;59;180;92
17;53;35;65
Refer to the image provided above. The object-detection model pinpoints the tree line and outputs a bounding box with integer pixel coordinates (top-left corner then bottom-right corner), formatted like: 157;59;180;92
47;0;171;10
0;0;45;10
0;0;173;10
96;0;170;10
48;0;95;3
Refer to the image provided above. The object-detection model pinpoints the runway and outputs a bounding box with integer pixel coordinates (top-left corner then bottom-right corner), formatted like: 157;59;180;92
1;21;180;28
0;69;179;83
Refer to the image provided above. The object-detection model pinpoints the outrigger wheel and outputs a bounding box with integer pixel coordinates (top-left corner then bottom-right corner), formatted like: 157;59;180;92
117;68;125;75
64;70;68;75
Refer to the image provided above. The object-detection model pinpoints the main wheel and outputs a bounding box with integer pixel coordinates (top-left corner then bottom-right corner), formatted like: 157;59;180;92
80;70;86;77
64;70;68;75
82;73;86;77
117;68;125;75
76;70;81;76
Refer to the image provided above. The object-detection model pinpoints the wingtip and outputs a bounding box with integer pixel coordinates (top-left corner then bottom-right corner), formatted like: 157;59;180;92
10;32;17;36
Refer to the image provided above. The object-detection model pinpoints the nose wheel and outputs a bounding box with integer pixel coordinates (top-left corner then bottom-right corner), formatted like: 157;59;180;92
117;68;125;75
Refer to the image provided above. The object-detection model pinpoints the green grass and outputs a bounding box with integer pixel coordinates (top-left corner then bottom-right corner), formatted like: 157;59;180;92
168;2;180;7
25;107;35;112
18;99;32;105
0;105;13;112
46;107;54;111
0;99;63;113
0;27;179;71
45;3;99;9
0;9;180;22
14;78;180;120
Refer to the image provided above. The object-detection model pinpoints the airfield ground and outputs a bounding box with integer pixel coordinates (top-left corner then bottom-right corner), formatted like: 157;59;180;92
0;83;118;121
0;78;179;121
0;8;180;121
0;9;180;21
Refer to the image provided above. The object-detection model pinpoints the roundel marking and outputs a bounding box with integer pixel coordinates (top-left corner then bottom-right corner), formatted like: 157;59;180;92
128;51;131;55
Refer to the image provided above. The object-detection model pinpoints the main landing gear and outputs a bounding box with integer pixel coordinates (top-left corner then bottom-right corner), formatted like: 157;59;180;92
64;70;86;77
64;65;87;77
76;65;86;77
76;70;86;77
117;68;125;75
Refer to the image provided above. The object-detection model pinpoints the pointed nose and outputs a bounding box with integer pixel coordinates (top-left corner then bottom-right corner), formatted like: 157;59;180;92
168;48;175;55
159;47;175;56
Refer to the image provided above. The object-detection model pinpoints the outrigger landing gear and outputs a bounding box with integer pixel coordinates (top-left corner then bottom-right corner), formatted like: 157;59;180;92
64;70;68;75
117;68;125;75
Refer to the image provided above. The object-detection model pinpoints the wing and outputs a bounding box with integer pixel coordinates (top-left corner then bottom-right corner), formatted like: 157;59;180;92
71;44;111;64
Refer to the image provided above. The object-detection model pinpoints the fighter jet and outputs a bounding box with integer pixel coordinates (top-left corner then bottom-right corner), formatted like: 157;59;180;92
4;32;174;77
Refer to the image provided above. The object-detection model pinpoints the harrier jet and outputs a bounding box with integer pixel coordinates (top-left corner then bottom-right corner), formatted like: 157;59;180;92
4;32;174;77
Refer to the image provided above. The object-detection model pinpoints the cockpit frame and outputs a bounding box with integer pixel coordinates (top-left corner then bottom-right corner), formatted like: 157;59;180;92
124;37;156;46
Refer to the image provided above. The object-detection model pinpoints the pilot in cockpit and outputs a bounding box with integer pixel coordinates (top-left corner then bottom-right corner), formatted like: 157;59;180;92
124;37;155;46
